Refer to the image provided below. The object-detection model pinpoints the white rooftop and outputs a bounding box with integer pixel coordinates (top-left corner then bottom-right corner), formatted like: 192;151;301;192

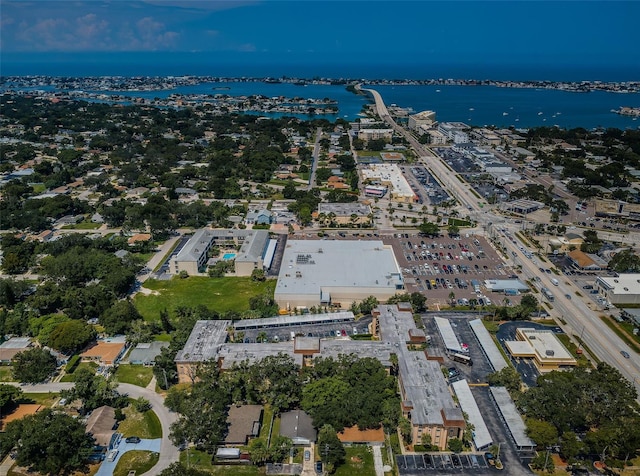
468;319;508;371
519;328;574;362
434;316;462;353
360;164;415;199
597;273;640;295
451;380;493;450
274;240;402;297
489;387;536;450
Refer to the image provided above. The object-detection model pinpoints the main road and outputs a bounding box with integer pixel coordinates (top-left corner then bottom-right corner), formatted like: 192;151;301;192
7;382;179;475
361;86;640;395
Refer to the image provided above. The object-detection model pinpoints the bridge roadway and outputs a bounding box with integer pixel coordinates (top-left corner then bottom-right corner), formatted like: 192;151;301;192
360;86;640;396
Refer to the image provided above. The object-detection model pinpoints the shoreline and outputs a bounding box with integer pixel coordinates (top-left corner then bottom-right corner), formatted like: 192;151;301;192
2;75;639;95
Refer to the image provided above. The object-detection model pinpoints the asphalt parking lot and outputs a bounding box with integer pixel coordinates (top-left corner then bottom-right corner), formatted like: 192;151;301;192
238;316;373;343
422;313;493;383
383;233;515;308
403;165;451;206
400;313;535;476
396;452;496;475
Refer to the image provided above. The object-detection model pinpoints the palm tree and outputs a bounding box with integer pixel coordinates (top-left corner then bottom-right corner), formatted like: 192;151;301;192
448;291;456;306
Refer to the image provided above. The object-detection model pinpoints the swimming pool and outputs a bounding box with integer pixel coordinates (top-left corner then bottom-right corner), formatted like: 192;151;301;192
222;253;236;260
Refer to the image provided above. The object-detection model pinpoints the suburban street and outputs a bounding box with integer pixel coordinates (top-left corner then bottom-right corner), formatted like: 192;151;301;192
307;127;323;191
4;382;179;475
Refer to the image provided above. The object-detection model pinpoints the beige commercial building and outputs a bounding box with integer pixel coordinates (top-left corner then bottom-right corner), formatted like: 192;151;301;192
357;129;394;141
596;273;640;305
361;164;417;203
170;228;273;276
505;328;577;373
375;305;465;450
408;110;436;131
317;203;372;226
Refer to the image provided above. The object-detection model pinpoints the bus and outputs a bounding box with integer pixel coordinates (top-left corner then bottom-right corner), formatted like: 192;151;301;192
541;287;555;302
452;353;473;366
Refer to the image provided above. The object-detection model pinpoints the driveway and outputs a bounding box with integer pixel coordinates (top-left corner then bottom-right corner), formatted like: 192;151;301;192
115;383;179;475
95;438;162;476
6;382;179;475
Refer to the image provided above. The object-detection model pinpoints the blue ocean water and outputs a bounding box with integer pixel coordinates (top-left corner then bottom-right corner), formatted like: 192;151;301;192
2;56;639;129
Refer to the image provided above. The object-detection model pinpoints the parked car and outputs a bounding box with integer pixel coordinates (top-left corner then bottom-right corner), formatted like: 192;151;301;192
125;436;141;444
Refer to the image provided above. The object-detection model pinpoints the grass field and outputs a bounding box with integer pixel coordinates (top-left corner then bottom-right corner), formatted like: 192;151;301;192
113;451;159;476
61;222;102;230
179;449;261;474
135;277;276;321
334;446;375;476
60;361;98;382
19;393;59;407
118;404;162;439
0;366;15;382
114;365;154;387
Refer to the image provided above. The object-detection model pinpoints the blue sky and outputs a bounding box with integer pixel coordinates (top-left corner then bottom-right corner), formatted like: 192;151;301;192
1;1;639;73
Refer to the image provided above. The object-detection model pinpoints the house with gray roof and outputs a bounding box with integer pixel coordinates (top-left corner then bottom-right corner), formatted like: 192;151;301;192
128;341;169;365
280;410;316;445
245;209;274;226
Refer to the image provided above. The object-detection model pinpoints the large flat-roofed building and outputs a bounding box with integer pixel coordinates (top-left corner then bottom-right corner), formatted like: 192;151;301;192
361;164;416;203
374;305;465;450
317;203;372;226
505;328;577;373
357;129;393;141
175;317;394;383
171;228;272;276
437;122;469;144
596;273;640;305
408;110;436;131
274;240;403;309
175;320;231;383
595;199;640;221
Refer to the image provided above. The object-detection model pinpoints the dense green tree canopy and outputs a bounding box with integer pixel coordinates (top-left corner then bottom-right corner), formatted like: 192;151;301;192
62;367;120;412
317;424;346;471
0;384;22;410
519;363;640;463
0;409;95;475
608;249;640;273
12;347;57;384
46;320;96;353
301;354;399;431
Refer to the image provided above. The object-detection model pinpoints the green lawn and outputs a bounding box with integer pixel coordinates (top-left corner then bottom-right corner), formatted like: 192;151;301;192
113;364;154;387
113;450;159;476
135;277;276;321
118;403;162;439
334;446;375;476
61;221;101;230
0;366;15;382
60;361;98;382
259;406;274;440
179;449;262;474
19;393;60;407
556;334;592;367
